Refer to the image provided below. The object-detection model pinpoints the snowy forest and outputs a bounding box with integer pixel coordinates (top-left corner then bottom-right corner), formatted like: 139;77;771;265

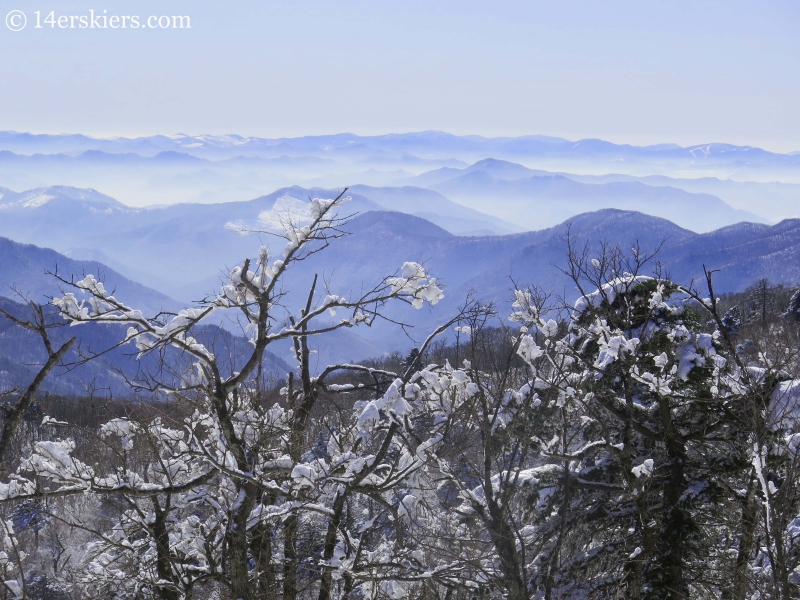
1;193;800;600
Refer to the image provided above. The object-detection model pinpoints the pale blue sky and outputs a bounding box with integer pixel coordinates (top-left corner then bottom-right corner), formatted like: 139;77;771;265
2;0;799;151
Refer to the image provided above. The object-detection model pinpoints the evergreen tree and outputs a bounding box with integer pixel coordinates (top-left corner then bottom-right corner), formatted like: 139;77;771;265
555;277;744;599
746;278;774;322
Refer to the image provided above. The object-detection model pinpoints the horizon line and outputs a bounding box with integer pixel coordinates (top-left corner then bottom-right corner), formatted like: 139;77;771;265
1;129;797;156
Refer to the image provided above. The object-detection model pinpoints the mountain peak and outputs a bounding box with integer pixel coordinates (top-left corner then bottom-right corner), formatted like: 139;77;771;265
347;210;455;239
0;186;127;210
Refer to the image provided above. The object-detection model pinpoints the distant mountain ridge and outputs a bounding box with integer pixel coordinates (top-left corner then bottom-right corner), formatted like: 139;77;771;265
402;158;763;231
0;185;124;209
348;184;523;235
278;207;800;308
0;240;294;397
0;130;797;233
562;172;800;223
404;158;800;223
0;128;796;371
1;131;799;201
246;206;800;354
0;180;785;305
2;130;798;167
3;204;800;368
0;184;524;297
0;236;182;315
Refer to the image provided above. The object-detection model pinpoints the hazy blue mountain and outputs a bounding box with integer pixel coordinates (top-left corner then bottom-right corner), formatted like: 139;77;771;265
0;185;527;296
427;169;762;232
0;239;292;397
4;203;800;370
564;172;800;222
0;150;338;171
0;236;391;383
662;219;800;292
409;158;797;225
0;149;352;207
354;155;468;169
2;132;798;222
266;208;800;348
0;295;133;397
3;131;800;175
405;158;556;187
0;236;182;316
0;179;779;311
276;209;693;325
0;150;205;168
0;132;192;156
0;186;385;297
348;185;523;235
0;185;125;209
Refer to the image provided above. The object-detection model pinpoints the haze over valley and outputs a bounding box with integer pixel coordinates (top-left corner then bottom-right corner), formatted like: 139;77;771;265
2;129;800;368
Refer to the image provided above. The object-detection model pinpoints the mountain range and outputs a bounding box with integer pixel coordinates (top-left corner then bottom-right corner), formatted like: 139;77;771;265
272;208;800;328
1;128;799;389
0;178;772;303
405;160;800;224
0;131;798;224
407;158;761;231
0;239;294;398
0;234;180;316
4;200;800;378
2;131;799;170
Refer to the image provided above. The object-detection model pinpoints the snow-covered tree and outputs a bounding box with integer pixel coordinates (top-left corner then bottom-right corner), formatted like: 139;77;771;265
3;207;800;600
0;191;473;600
423;240;800;600
783;289;800;322
723;305;743;335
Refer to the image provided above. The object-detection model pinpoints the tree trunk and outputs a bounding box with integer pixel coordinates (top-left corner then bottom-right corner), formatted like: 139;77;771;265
250;493;277;599
486;499;527;600
544;463;572;600
318;492;347;600
230;481;258;600
655;450;687;599
772;522;793;600
152;497;179;600
621;382;645;600
723;473;757;600
653;399;687;600
623;506;659;600
283;514;298;600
